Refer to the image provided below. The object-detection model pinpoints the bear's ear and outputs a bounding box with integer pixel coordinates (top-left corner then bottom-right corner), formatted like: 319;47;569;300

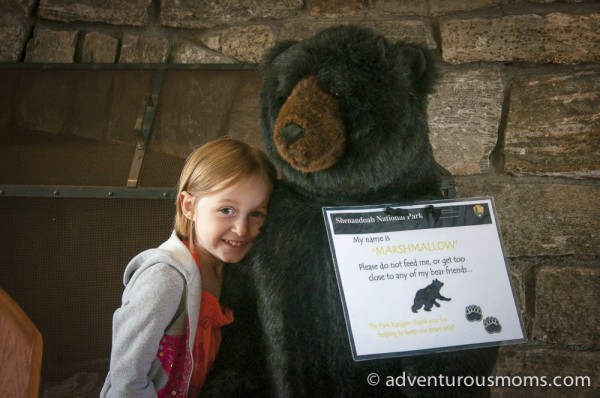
260;40;299;68
398;46;427;79
394;44;437;93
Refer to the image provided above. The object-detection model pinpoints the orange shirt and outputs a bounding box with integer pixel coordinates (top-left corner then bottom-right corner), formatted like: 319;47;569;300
185;244;234;397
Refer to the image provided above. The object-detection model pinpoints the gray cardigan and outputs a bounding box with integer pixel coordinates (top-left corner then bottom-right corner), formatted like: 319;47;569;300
101;231;201;397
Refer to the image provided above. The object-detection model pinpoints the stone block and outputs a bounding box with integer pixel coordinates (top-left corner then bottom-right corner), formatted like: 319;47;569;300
429;0;500;15
159;0;302;29
307;0;364;18
455;177;600;257
0;0;36;62
368;0;500;16
528;0;585;3
441;13;600;64
493;346;598;397
170;42;238;64
366;0;428;16
25;27;77;63
0;19;28;62
119;34;169;63
82;32;118;63
533;267;599;350
279;20;436;49
428;67;503;174
504;71;600;179
200;25;275;64
505;259;529;332
39;0;152;26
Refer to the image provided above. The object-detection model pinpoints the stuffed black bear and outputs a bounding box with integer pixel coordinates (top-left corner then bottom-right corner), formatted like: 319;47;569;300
205;24;497;397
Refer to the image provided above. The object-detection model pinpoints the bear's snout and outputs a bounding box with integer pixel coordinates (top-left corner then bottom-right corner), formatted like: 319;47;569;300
273;76;346;173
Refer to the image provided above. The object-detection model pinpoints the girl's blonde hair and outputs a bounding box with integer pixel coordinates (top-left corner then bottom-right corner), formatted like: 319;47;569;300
174;137;277;242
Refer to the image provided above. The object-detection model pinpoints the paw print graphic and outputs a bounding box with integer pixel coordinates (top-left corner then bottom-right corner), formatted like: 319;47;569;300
465;305;483;322
483;317;502;334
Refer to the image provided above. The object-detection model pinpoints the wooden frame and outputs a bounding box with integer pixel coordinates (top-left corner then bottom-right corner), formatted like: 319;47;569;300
0;288;43;398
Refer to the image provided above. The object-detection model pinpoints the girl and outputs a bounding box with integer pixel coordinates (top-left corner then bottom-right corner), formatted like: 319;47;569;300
101;138;276;397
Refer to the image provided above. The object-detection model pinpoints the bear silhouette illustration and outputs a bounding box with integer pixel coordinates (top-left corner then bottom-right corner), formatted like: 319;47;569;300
411;279;451;313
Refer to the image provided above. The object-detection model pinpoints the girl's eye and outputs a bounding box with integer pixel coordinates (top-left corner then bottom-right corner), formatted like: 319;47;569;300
219;207;236;216
250;210;267;219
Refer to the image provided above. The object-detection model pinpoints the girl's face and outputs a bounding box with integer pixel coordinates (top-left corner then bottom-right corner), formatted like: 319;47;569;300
181;174;272;267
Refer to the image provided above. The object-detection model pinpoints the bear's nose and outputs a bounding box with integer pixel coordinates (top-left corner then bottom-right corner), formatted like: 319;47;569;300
280;123;304;145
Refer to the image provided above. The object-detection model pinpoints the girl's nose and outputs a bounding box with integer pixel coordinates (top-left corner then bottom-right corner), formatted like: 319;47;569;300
232;218;249;237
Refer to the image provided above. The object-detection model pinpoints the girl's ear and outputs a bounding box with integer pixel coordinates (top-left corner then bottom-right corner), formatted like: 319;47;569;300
180;191;195;221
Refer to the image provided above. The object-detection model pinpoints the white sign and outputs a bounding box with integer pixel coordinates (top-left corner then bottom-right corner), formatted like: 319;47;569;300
323;197;526;361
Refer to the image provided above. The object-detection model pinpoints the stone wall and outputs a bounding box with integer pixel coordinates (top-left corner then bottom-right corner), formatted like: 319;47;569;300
1;0;599;396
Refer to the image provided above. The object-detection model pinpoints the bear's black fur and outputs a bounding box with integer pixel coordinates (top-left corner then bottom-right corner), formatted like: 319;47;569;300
200;261;270;397
204;25;497;397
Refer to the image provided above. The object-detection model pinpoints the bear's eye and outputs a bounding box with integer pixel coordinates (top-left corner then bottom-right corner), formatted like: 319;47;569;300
330;89;342;98
277;95;288;105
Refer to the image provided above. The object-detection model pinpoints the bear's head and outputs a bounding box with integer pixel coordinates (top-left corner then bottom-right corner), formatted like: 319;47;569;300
260;25;441;202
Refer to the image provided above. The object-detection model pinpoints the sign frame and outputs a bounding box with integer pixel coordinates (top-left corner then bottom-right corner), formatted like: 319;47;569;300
323;197;527;361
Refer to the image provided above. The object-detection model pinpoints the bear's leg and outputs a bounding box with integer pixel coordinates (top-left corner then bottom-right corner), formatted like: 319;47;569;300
411;300;422;313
